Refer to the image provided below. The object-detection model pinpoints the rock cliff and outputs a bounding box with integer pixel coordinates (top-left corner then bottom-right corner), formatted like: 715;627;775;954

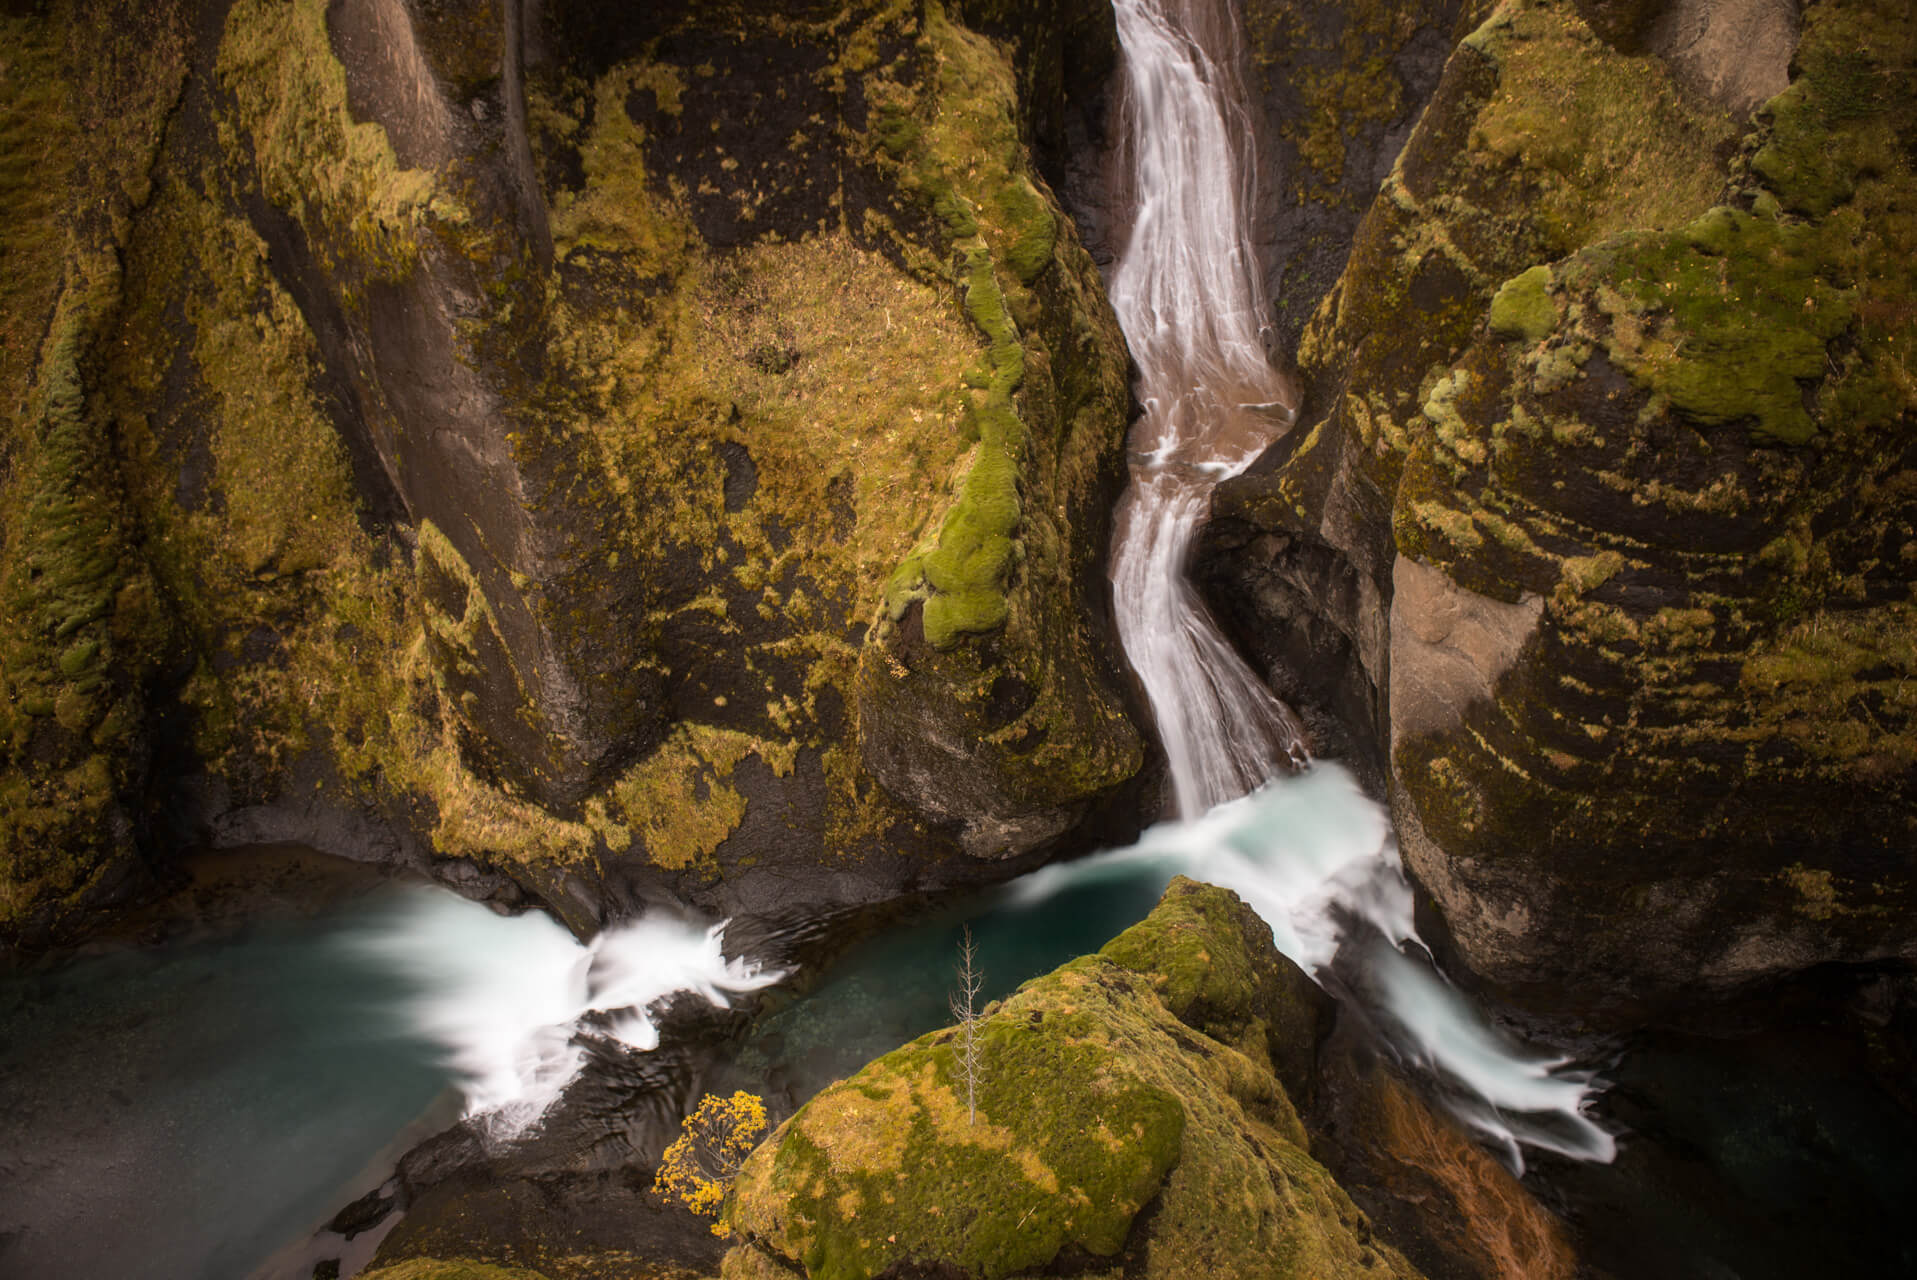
1203;0;1917;1019
0;0;1146;948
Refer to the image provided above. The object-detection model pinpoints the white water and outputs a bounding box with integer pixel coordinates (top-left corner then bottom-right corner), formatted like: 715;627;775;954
351;891;781;1140
1102;0;1612;1169
316;0;1609;1172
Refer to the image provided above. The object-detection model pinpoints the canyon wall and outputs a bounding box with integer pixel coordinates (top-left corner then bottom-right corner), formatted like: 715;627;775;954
1205;0;1917;1018
0;0;1149;948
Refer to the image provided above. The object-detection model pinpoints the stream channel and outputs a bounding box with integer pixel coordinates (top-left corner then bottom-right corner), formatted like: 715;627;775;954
4;796;1915;1279
4;0;1916;1276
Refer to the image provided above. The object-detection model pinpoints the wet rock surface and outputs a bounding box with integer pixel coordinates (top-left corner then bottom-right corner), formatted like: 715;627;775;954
1201;0;1917;1022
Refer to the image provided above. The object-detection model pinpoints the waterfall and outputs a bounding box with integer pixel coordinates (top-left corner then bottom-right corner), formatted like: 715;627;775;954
1101;0;1614;1169
1107;0;1309;815
349;890;781;1140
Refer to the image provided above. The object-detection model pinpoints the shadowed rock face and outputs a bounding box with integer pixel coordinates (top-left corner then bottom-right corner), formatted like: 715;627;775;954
1242;0;1482;356
1201;0;1917;1022
0;0;1146;947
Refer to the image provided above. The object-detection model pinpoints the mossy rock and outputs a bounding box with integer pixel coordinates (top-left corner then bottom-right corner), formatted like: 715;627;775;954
726;882;1420;1280
1487;265;1556;343
358;1262;552;1280
1100;875;1333;1103
0;0;193;945
3;0;1142;942
1210;0;1917;1018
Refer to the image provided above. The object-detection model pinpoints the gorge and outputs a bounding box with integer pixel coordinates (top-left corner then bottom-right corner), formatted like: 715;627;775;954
2;0;1915;1276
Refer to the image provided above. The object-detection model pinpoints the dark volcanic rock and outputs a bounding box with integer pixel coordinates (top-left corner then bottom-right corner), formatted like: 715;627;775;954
0;0;1147;949
1200;0;1917;1023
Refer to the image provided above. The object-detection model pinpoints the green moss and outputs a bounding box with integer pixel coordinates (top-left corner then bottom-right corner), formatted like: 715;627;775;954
728;881;1416;1280
1487;265;1556;342
733;1014;1183;1280
1100;877;1279;1032
587;723;797;873
0;245;159;936
1466;0;1736;251
188;205;366;577
1561;208;1854;445
217;0;464;278
1749;2;1915;218
1247;0;1425;198
872;14;1046;649
358;1262;551;1280
547;62;693;268
1738;603;1917;771
0;12;77;418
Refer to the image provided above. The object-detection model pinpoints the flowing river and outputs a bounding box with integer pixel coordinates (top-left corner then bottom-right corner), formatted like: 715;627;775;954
1101;0;1609;1168
5;2;1915;1278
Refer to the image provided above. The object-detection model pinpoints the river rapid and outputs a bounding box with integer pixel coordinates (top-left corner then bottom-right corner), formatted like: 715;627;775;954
4;2;1914;1278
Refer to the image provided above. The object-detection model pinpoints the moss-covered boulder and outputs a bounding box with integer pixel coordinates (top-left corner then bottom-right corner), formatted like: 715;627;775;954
1;0;1143;946
359;1262;552;1280
723;878;1419;1280
1202;0;1917;1018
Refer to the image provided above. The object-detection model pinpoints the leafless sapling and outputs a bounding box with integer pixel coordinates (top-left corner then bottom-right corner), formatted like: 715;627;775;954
949;924;984;1126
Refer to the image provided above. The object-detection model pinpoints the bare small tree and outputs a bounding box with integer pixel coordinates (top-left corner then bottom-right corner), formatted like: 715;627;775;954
949;924;984;1125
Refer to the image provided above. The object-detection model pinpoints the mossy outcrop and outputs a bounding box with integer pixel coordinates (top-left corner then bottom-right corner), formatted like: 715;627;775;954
0;0;193;941
1241;0;1487;351
1202;0;1917;1018
354;881;1569;1280
723;878;1423;1280
1;0;1143;946
359;1262;553;1280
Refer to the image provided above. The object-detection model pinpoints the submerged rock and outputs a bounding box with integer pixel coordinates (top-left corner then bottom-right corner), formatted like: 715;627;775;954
0;0;1144;948
1202;0;1917;1020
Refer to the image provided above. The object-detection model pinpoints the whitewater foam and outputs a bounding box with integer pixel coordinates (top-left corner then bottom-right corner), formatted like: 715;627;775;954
349;891;781;1139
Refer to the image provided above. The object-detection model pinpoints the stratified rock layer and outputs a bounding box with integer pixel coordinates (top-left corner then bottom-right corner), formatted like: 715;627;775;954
1205;0;1917;1018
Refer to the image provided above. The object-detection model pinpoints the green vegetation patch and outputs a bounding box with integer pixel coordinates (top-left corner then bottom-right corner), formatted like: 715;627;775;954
0;12;77;416
1487;264;1556;343
731;1003;1183;1279
217;0;464;277
359;1261;551;1280
0;255;151;932
874;11;1057;649
1100;876;1278;1033
1466;0;1737;251
728;880;1419;1280
588;723;797;872
547;61;692;270
1750;0;1917;218
1247;0;1425;197
1561;209;1853;444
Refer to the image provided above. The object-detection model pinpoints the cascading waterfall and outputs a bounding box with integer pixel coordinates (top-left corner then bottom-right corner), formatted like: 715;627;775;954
1106;0;1309;813
1101;0;1614;1169
350;890;781;1140
321;0;1610;1171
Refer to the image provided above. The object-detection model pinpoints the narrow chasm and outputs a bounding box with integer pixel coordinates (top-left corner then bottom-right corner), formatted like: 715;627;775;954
2;1;1915;1279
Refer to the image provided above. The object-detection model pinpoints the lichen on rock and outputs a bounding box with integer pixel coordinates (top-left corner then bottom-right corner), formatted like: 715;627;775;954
724;878;1420;1280
1;0;1144;946
1204;0;1917;1018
